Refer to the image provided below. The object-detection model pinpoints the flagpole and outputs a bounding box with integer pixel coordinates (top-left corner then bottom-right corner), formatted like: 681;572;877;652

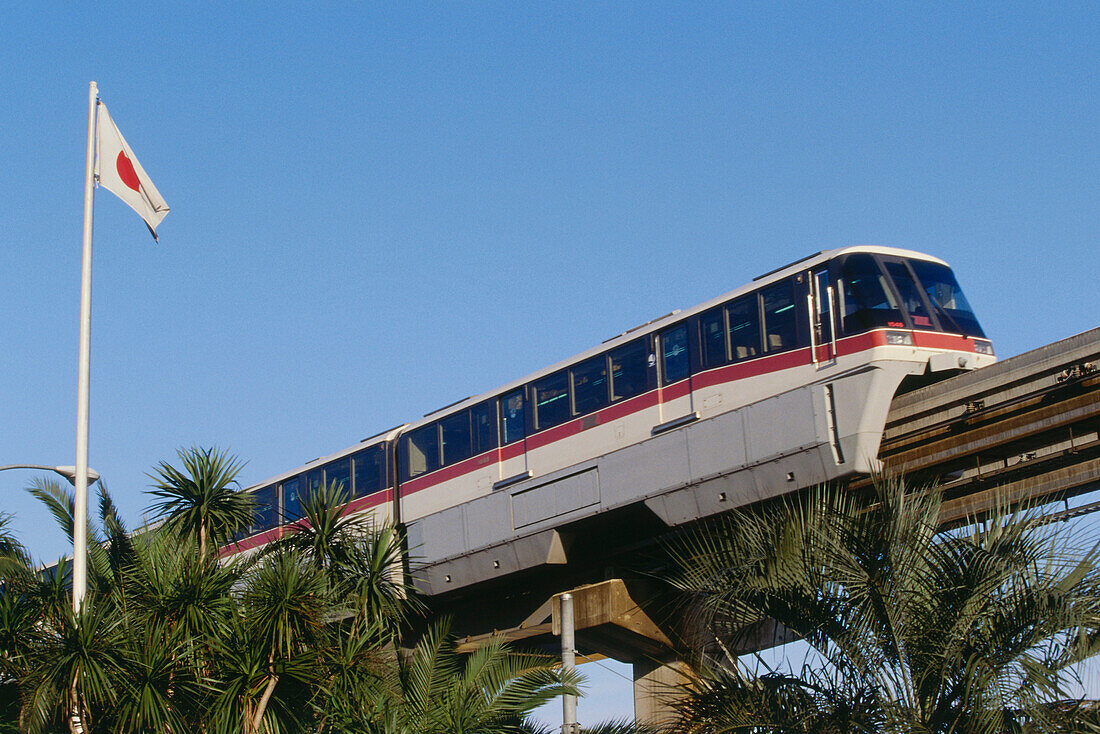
73;80;97;615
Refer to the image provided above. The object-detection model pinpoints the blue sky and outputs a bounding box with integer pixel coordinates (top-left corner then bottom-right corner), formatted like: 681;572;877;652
2;2;1097;725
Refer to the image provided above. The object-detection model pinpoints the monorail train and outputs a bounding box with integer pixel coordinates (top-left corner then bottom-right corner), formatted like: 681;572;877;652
226;246;995;593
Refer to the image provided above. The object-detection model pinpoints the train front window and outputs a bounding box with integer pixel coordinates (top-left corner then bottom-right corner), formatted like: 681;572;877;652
908;259;987;338
884;262;935;330
837;254;905;334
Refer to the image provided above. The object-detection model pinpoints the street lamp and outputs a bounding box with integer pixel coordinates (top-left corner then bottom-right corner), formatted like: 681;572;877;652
0;464;101;487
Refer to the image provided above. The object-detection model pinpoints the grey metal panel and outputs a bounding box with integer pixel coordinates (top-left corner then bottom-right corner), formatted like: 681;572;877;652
599;429;690;508
644;486;699;527
685;408;748;481
743;387;820;464
512;530;563;568
416;505;467;563
696;470;758;514
405;520;423;563
511;469;600;529
462;492;512;553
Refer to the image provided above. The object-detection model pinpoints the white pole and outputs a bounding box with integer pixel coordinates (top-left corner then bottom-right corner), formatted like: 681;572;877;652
73;81;97;615
560;592;578;734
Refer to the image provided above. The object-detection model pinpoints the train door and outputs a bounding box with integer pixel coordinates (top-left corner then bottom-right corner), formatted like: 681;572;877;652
658;323;694;421
496;387;529;488
812;267;836;364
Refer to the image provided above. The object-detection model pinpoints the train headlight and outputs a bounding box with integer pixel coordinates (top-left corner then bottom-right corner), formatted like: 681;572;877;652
972;340;995;355
885;330;914;346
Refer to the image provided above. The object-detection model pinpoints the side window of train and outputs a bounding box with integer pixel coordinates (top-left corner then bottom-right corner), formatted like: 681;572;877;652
660;325;690;385
325;458;351;496
254;484;279;533
282;476;303;521
533;370;570;430
500;389;525;445
401;423;440;481
471;400;498;455
727;296;761;361
440;410;473;466
307;469;324;500
353;447;384;496
814;269;833;344
609;338;648;401
572;354;609;416
761;279;798;353
700;307;727;369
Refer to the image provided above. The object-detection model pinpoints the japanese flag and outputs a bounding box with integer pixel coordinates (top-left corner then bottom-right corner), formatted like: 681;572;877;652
95;102;169;240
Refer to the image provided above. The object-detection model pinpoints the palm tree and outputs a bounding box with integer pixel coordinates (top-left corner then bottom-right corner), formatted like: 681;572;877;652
147;446;253;557
354;616;582;734
662;475;1100;733
277;479;419;632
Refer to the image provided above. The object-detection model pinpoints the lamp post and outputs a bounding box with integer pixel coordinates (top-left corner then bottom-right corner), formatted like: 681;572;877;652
0;462;102;619
0;464;101;487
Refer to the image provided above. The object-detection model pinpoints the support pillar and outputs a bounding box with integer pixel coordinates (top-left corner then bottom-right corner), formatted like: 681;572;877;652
633;658;689;727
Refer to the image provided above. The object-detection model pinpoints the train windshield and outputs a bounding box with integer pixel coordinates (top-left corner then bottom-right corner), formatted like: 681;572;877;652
836;254;986;339
907;259;986;338
837;254;907;333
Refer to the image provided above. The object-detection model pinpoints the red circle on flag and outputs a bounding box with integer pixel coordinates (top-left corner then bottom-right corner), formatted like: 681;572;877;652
115;151;141;192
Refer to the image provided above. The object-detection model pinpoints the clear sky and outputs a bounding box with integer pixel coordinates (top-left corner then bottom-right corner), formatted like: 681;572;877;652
2;2;1097;726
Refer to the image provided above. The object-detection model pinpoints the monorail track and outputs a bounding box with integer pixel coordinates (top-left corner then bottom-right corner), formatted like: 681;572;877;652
870;326;1100;522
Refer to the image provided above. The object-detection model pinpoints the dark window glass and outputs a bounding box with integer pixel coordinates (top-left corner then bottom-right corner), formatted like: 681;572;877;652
700;308;727;368
885;262;934;330
908;260;987;338
353;447;384;496
534;371;571;430
440;410;472;466
661;326;690;385
471;401;497;455
500;389;525;445
325;458;351;495
761;280;799;352
401;424;440;480
254;484;279;532
838;254;903;334
282;476;303;521
814;270;832;344
727;297;761;361
572;355;609;416
307;469;323;499
610;339;648;402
